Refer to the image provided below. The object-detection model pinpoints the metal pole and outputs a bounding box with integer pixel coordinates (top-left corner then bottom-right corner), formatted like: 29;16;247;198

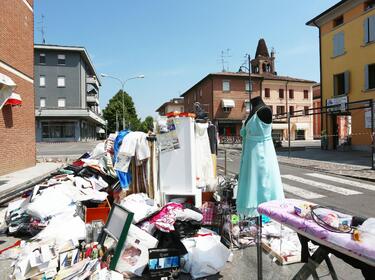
288;112;291;158
224;149;227;176
371;99;374;170
257;215;263;280
122;83;126;130
116;111;119;132
248;54;252;102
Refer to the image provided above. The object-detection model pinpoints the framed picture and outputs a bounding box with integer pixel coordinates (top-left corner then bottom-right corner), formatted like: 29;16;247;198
98;203;134;271
59;248;80;269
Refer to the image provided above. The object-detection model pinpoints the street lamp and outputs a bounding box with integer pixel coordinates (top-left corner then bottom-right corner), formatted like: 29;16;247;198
101;73;144;130
238;54;252;113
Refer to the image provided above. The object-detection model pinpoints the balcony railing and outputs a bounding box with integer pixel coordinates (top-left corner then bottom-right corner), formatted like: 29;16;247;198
86;76;99;89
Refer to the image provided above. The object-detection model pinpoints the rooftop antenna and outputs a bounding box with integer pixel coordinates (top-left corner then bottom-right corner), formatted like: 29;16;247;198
217;48;231;72
37;14;46;44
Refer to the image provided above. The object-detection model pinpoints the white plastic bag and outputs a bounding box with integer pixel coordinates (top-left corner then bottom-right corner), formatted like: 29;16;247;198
182;234;230;279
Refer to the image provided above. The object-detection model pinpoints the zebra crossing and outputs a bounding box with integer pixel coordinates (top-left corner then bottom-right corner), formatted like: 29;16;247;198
281;173;375;200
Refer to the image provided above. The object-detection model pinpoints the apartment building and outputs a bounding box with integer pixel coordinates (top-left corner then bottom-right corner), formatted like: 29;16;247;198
156;98;184;116
307;0;375;150
34;44;105;142
181;39;315;140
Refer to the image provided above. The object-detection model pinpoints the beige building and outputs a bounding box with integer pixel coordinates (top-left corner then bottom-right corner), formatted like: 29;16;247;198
263;80;314;140
156;98;184;116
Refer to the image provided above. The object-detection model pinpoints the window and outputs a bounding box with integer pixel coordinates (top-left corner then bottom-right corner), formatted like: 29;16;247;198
289;106;294;116
39;53;46;64
279;89;284;98
222;80;230;92
223;107;231;113
39;75;46;87
333;71;350;96
57;54;66;65
304;90;309;99
333;32;345;57
269;105;273;114
58;98;66;107
365;0;375;11
276;106;285;115
42;122;75;139
245;81;253;92
364;15;375;44
40;98;46;108
199;89;202;97
194;91;197;101
289;89;294;99
333;15;344;27
365;63;375;90
187;97;190;105
57;76;65;87
304;106;309;115
264;88;270;98
245;100;250;113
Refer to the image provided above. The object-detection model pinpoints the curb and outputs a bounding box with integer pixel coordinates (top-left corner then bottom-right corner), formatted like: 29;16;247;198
278;161;375;183
0;166;61;206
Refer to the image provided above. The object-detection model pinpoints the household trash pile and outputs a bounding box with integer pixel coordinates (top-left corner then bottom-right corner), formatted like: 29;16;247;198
0;114;239;280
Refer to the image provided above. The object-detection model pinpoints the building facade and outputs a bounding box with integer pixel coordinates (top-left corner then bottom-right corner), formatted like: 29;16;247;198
181;39;315;140
308;0;375;150
156;98;184;115
34;45;105;142
313;84;322;139
0;0;35;175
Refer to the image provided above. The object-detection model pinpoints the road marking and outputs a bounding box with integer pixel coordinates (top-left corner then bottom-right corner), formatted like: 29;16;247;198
305;173;375;192
283;183;325;199
281;175;362;196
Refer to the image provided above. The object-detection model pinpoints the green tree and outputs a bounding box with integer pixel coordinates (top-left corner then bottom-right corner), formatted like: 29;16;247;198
140;116;154;132
102;90;141;133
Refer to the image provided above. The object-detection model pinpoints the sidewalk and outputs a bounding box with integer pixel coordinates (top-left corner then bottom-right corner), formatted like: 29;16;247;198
0;162;63;202
277;148;375;182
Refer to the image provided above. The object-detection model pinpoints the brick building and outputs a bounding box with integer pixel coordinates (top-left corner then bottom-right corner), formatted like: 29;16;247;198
0;0;35;175
181;39;316;140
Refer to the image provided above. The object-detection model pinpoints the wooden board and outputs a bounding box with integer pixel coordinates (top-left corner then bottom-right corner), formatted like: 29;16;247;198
261;240;301;265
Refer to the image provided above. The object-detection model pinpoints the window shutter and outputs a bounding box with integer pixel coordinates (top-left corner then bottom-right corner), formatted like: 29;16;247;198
333;34;338;56
344;71;350;94
333;75;337;96
370;15;375;42
339;32;344;53
364;18;369;43
365;64;369;90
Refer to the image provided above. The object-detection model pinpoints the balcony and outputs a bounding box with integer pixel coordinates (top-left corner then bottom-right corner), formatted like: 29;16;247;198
87;94;99;105
86;76;99;89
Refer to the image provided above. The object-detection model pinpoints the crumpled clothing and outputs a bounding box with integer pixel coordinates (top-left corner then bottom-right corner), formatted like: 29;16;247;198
115;131;150;173
149;203;184;232
120;193;159;223
113;130;132;189
145;203;203;233
195;122;215;189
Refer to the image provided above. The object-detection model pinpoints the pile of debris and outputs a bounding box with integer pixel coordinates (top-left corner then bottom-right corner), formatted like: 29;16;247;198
0;129;231;280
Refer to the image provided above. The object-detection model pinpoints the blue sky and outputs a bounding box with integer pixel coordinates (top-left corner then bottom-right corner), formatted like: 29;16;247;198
34;0;338;119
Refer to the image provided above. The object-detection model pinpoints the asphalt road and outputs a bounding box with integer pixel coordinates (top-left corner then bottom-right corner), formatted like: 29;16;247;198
216;148;375;279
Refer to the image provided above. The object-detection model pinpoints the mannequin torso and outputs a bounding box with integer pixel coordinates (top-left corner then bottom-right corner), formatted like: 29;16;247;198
245;96;272;125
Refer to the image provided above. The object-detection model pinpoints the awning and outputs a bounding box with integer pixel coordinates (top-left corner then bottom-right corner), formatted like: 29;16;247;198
5;92;22;106
221;99;235;108
0;73;17;109
272;123;288;130
295;123;310;130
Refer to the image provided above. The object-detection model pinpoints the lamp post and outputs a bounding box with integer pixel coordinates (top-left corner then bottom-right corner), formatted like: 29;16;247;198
101;73;144;130
238;54;252;113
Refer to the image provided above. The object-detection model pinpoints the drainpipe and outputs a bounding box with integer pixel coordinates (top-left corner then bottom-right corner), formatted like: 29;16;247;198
286;81;290;157
313;19;324;149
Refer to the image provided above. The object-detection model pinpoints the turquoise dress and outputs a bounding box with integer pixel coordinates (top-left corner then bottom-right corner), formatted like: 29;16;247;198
236;110;285;217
